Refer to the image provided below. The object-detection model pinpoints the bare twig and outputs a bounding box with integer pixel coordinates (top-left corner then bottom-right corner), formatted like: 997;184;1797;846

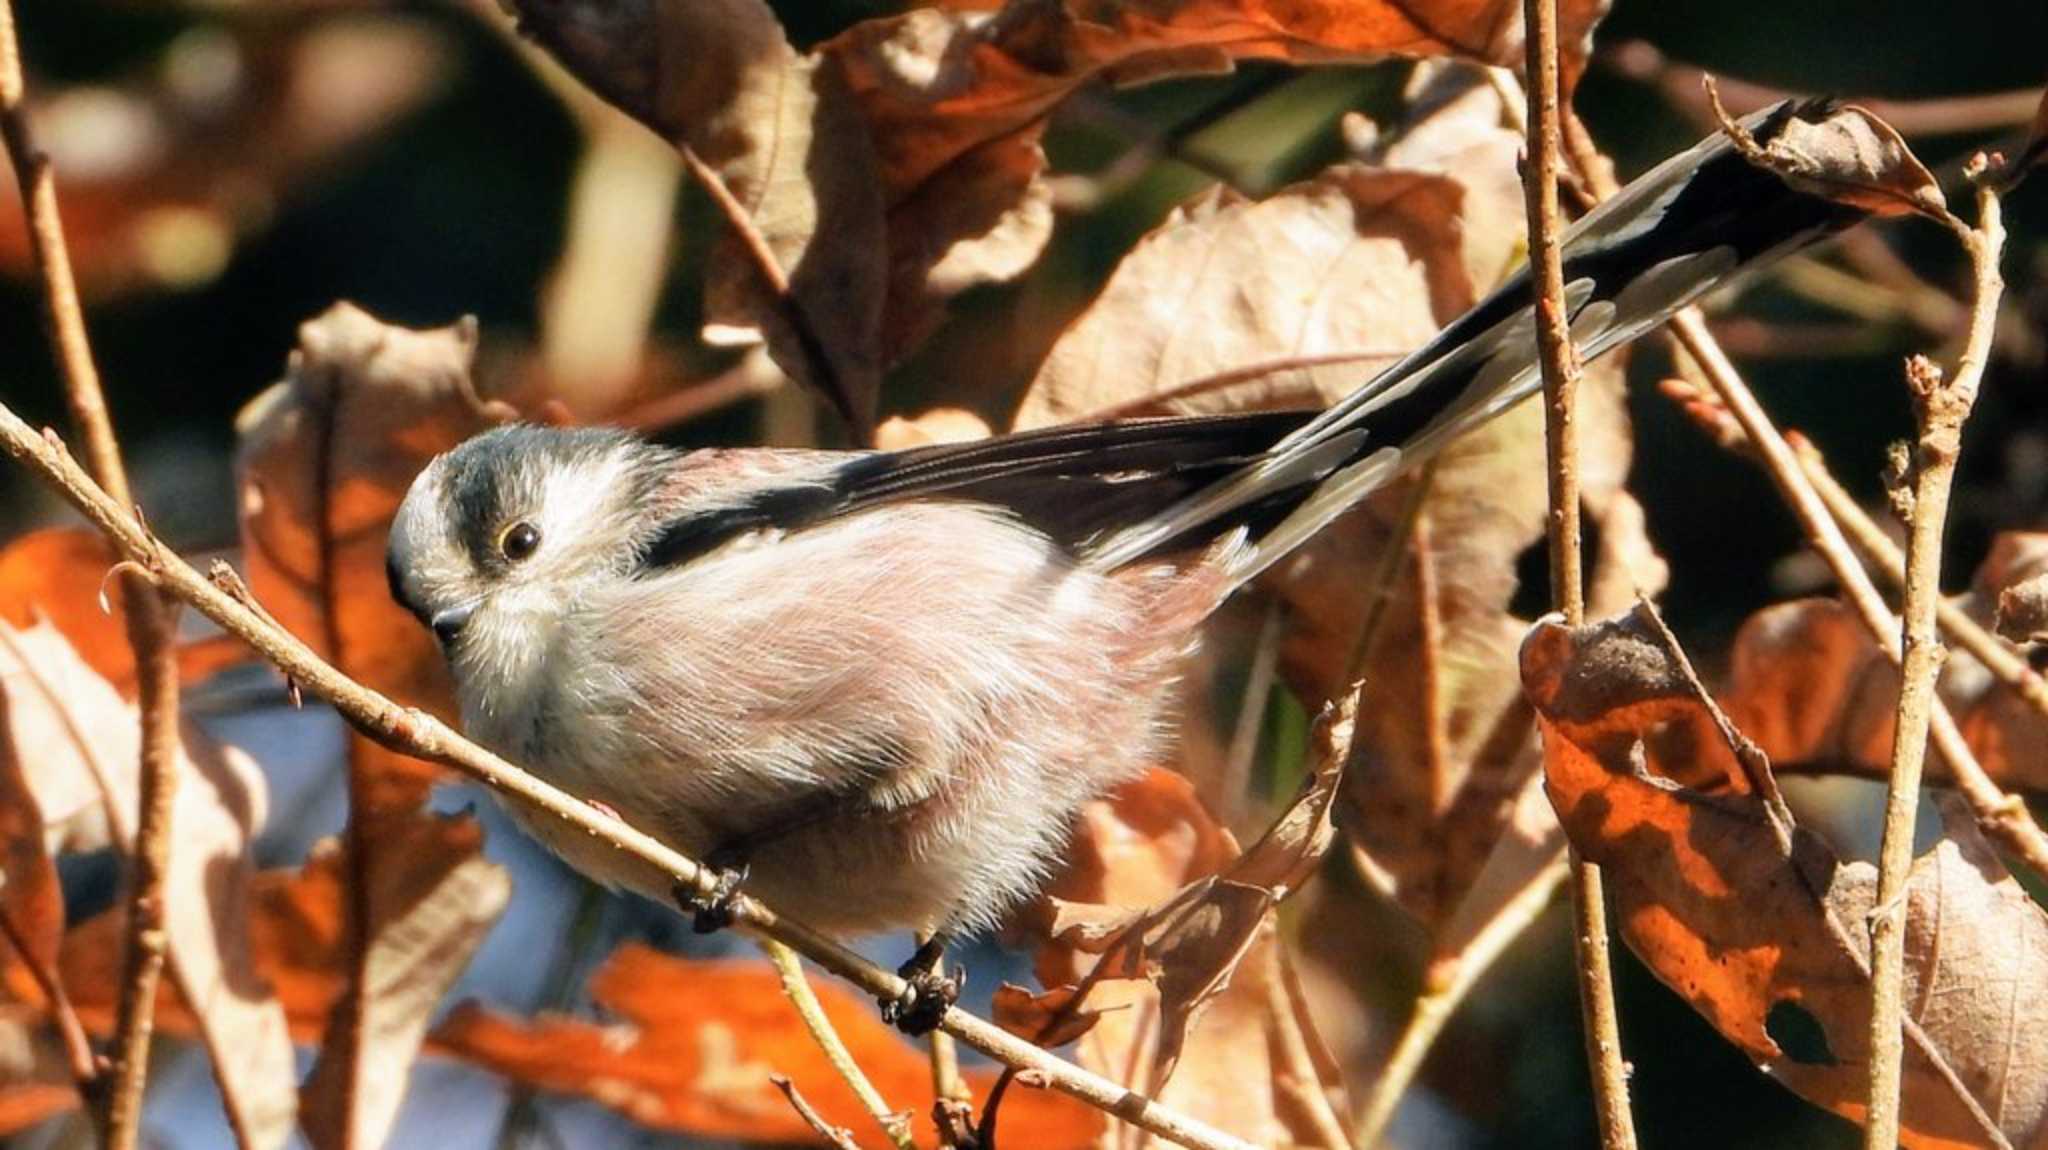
1604;42;2044;140
762;939;915;1150
678;146;870;444
0;900;102;1101
922;946;971;1118
770;1075;864;1150
0;405;1262;1150
1351;852;1571;1146
1263;947;1351;1150
1520;3;1636;1145
1863;161;2005;1150
1570;106;2048;888
1791;435;2048;717
1664;317;2048;882
0;6;180;1145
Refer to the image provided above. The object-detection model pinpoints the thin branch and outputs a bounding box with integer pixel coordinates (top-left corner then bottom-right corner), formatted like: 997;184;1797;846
0;405;1262;1150
0;901;102;1102
678;146;870;444
770;1075;864;1150
1351;852;1571;1147
1864;162;2004;1150
762;939;915;1150
1520;2;1637;1146
0;6;180;1146
1604;42;2044;140
1566;106;2048;888
1790;437;2048;722
1663;316;2048;883
922;947;971;1122
1263;946;1351;1150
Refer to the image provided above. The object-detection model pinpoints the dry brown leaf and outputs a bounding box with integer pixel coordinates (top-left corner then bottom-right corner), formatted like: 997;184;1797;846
37;813;503;1144
831;0;1611;297
1524;608;2048;1150
0;530;136;692
514;0;1610;407
0;529;249;695
235;302;507;814
1013;704;1348;1131
0;671;71;1033
1013;68;1527;427
990;982;1106;1048
236;303;515;1148
1724;532;2048;794
0;619;297;1148
1746;102;1948;220
1996;573;2048;645
300;818;511;1150
508;0;886;431
433;944;1103;1148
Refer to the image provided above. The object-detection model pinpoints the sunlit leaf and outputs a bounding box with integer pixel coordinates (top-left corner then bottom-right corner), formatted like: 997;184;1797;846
434;944;1103;1148
0;619;296;1148
1525;608;2048;1149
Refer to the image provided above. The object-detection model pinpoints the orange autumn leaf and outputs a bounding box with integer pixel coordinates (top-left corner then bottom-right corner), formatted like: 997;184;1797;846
0;529;135;690
234;302;510;813
432;944;1102;1149
0;529;248;695
1013;723;1348;1143
1724;532;2048;794
0;618;296;1147
1523;607;2048;1150
509;0;1612;396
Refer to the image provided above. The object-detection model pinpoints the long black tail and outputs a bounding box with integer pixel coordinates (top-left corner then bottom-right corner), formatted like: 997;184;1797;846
1084;98;1869;581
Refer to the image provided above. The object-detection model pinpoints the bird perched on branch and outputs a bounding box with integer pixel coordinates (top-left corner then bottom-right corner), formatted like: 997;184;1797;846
387;100;1877;1033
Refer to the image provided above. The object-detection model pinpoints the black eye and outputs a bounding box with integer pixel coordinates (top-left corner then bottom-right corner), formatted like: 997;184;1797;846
499;521;541;562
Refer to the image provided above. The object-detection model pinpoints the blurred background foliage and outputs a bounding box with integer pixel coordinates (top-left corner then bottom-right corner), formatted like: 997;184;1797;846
0;1;2043;1147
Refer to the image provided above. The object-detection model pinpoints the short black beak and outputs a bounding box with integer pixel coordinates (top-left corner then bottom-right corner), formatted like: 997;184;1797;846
430;603;475;645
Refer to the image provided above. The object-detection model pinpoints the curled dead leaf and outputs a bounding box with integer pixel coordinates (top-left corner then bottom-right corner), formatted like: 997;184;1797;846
991;982;1105;1048
235;302;505;814
300;816;511;1150
507;0;885;433
1727;98;1948;220
433;944;1102;1147
1725;532;2048;794
0;619;296;1148
1012;704;1349;1137
515;0;1614;408
1525;607;2048;1149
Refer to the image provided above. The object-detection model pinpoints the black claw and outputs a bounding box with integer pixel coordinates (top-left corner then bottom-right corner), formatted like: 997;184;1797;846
673;860;749;934
882;938;964;1036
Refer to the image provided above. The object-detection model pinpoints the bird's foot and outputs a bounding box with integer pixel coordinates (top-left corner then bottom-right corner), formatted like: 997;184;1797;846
673;853;749;935
881;937;964;1036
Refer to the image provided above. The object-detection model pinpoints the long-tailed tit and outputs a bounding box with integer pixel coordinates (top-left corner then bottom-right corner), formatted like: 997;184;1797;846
387;101;1873;1030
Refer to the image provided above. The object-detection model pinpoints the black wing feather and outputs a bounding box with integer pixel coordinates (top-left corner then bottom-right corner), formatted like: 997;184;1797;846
639;411;1313;570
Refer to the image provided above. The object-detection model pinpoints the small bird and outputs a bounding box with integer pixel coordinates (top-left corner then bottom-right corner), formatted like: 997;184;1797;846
387;100;1872;1031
